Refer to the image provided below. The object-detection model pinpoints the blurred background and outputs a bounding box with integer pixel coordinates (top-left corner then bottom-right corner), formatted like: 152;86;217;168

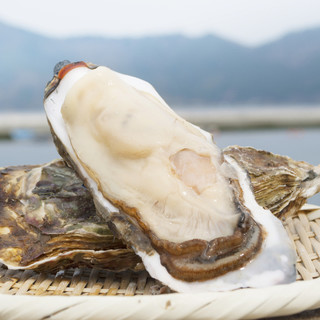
0;0;320;204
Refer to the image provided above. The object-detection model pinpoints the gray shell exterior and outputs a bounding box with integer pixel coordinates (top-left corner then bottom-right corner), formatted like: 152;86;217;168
224;146;320;219
0;159;142;272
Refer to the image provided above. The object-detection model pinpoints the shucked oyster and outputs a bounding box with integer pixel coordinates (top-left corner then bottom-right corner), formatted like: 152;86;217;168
44;61;296;292
0;159;141;272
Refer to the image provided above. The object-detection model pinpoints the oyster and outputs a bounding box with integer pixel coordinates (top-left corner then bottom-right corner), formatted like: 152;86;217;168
224;146;320;219
44;61;296;292
0;159;141;272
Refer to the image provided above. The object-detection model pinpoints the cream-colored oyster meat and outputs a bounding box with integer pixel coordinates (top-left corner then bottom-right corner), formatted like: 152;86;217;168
44;61;296;292
61;67;238;243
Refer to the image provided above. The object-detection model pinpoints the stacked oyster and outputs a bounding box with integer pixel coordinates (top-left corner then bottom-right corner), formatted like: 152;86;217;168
0;160;142;272
1;61;320;292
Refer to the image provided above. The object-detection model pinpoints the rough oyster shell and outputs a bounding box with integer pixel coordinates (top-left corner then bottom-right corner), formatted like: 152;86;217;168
44;61;296;292
0;159;142;272
224;146;320;218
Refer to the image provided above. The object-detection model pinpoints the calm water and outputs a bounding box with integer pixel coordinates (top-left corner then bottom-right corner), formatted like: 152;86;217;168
1;128;320;205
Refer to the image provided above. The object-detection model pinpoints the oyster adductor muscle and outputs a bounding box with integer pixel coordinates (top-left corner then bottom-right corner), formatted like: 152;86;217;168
44;61;296;292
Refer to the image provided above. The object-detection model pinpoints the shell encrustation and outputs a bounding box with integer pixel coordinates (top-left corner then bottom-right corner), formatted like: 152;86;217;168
0;160;141;272
224;146;320;219
44;61;296;292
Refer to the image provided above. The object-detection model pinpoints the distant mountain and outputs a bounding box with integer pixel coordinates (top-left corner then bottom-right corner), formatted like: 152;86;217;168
0;22;320;111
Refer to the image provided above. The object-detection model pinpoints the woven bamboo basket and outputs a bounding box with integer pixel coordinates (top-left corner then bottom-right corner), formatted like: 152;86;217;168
1;204;320;320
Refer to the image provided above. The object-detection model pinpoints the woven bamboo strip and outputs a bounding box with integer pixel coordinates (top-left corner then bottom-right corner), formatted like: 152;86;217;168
1;280;320;320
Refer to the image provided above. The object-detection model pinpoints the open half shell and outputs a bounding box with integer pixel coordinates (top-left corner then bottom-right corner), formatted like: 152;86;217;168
43;61;296;292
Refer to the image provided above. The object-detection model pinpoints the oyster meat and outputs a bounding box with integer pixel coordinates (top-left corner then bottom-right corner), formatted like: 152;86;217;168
0;159;141;272
44;61;296;292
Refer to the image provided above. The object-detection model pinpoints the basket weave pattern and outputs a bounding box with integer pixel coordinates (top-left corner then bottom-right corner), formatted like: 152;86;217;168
0;268;167;296
284;207;320;281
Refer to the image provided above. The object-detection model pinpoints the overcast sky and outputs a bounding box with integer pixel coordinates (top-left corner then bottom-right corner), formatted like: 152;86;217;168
1;0;320;46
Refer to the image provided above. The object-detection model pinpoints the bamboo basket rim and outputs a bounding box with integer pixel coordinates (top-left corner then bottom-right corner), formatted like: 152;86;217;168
1;204;320;320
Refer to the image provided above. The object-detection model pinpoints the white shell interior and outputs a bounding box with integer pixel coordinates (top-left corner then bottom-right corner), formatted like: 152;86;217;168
44;67;120;215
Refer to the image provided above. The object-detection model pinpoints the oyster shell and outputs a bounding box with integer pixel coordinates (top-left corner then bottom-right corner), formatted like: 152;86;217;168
224;146;320;219
44;61;296;292
0;159;141;272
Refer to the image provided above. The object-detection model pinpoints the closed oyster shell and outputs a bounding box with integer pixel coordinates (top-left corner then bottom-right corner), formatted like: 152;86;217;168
224;146;320;218
0;159;142;272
